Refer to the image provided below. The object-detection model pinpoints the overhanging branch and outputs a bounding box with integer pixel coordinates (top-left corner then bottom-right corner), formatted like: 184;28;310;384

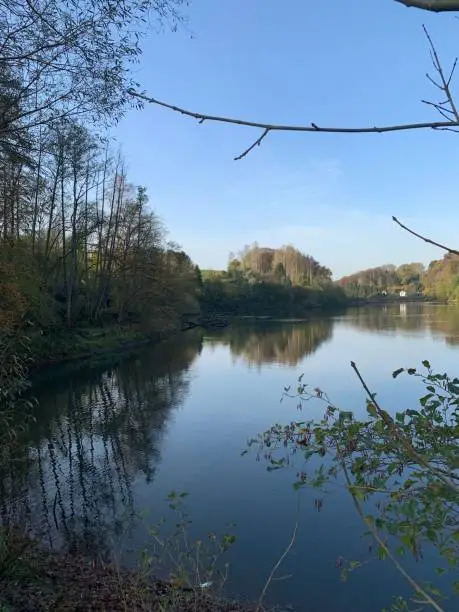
395;0;459;11
128;89;459;160
392;216;459;256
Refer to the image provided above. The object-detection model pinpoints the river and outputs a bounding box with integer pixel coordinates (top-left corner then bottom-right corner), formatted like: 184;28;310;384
2;302;459;611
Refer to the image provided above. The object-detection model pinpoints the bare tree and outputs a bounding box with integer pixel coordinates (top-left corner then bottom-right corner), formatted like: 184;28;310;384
0;0;187;156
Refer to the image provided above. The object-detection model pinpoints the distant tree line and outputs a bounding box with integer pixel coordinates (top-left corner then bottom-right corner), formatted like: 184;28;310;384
338;257;459;301
201;243;347;317
337;263;425;298
230;243;333;288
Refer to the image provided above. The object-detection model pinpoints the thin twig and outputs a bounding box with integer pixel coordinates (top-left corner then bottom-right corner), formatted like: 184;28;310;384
339;449;446;612
128;26;459;161
127;89;459;159
255;495;301;612
423;25;459;122
350;361;459;494
392;216;459;256
234;128;270;161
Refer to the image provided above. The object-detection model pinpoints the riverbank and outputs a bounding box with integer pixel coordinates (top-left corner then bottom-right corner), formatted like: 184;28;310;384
27;316;230;373
0;529;251;612
28;324;178;371
348;296;444;306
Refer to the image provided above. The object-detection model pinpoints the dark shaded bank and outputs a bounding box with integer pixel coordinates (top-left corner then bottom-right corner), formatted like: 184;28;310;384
0;529;251;612
347;296;442;306
28;316;226;373
29;324;178;371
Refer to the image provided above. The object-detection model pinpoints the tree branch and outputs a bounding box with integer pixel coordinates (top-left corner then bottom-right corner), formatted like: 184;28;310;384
392;216;459;256
422;25;459;122
339;445;446;612
395;0;459;11
129;12;459;161
128;89;459;159
351;360;459;494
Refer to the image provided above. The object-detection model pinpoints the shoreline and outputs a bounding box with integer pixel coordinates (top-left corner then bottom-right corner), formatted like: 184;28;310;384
0;528;251;612
25;299;450;376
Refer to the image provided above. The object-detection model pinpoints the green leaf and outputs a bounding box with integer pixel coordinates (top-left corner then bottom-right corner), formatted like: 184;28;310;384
422;360;431;369
407;368;416;375
366;403;377;417
349;560;361;570
392;368;404;379
419;393;434;406
377;546;387;560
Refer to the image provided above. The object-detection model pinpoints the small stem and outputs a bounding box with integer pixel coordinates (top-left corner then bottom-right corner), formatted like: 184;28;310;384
351;361;459;495
340;449;446;612
255;495;301;612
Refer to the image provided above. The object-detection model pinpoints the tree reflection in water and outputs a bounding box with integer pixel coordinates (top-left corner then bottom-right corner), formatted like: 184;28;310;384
342;303;459;346
0;331;202;561
205;318;334;367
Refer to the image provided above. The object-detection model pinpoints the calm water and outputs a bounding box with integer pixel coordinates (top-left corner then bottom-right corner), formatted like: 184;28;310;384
3;303;459;611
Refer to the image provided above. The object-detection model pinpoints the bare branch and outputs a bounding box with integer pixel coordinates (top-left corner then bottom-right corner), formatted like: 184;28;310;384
421;99;453;121
234;128;270;161
392;216;459;256
255;495;301;612
395;0;459;11
423;25;459;121
129;20;459;161
128;90;459;157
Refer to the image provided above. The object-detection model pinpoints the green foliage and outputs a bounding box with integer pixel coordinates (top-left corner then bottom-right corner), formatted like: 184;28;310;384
140;492;236;595
233;243;333;288
0;0;196;418
423;254;459;301
201;275;347;317
249;362;459;611
338;263;425;298
201;251;347;317
0;333;36;442
339;256;459;303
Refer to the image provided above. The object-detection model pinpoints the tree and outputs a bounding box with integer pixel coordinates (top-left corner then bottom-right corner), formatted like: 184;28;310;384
0;0;186;152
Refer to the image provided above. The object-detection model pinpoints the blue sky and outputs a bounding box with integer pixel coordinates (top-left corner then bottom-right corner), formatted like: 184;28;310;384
114;0;459;278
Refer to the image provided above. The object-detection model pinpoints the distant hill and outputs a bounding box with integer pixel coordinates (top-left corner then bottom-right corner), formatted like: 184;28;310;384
339;255;459;302
336;263;424;298
200;243;347;316
423;254;459;301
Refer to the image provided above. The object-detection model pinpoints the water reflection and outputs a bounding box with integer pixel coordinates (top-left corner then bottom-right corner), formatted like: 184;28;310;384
205;318;334;366
0;331;203;559
342;303;459;345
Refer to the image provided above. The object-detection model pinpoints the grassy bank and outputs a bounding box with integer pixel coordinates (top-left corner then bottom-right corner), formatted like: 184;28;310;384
0;528;250;612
